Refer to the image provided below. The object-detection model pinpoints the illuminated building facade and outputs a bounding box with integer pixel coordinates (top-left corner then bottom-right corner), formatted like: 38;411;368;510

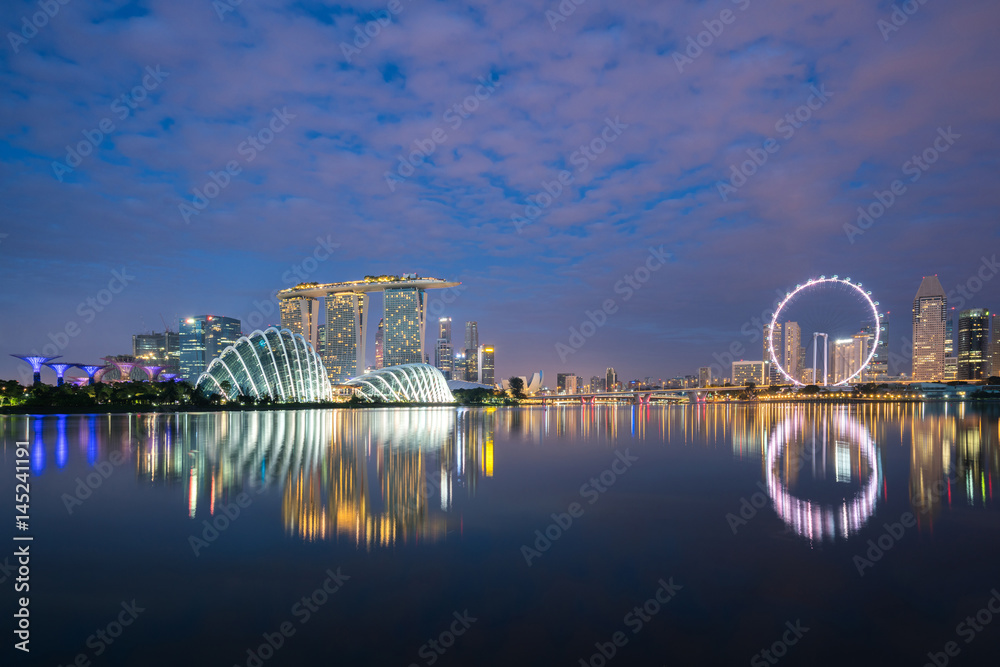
957;308;990;380
832;337;865;384
375;318;384;369
783;321;801;382
912;276;947;381
195;327;331;402
133;331;180;373
435;338;453;380
280;296;320;350
384;287;425;366
346;364;454;403
732;361;766;386
606;367;617;391
179;315;241;381
861;321;887;381
325;292;368;382
698;366;712;387
479;344;495;386
465;321;478;351
764;322;782;384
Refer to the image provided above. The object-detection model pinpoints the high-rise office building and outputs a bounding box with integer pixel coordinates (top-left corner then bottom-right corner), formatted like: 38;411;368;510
465;348;478;382
783;322;801;382
439;317;452;343
316;325;326;359
133;331;180;372
465;321;478;352
832;337;865;384
179;316;241;381
590;376;605;392
957;308;990;380
944;318;957;380
374;319;384;369
453;351;467;382
698;366;712;387
384;287;425;366
479;345;495;385
988;315;1000;377
606;367;617;392
557;373;574;393
325;292;368;382
763;322;782;384
861;320;887;381
912;276;947;381
279;296;320;350
435;339;453;380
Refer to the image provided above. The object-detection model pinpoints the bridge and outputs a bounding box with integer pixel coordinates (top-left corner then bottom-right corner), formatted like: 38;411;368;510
522;387;749;405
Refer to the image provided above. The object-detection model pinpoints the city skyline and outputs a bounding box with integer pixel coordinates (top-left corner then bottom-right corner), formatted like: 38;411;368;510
2;2;998;387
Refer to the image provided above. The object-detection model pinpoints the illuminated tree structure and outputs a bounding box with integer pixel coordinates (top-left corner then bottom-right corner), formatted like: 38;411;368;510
10;355;61;384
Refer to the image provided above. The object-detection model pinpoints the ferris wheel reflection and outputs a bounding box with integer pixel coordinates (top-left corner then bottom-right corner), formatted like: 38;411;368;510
765;410;882;542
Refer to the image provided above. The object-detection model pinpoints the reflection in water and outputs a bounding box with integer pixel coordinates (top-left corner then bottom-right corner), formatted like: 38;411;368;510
764;410;881;542
3;402;996;547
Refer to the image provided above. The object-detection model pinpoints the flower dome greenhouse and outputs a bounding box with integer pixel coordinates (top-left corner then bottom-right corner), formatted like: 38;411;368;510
346;364;454;403
196;327;332;402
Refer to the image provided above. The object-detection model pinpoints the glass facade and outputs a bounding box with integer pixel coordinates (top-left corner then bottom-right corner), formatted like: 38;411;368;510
957;308;990;380
479;345;494;386
280;296;319;350
912;276;947;381
384;287;425;366
179;315;241;381
133;331;180;373
325;292;368;382
346;363;454;403
195;327;331;402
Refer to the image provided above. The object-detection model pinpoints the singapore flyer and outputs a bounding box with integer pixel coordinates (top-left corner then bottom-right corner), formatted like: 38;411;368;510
767;276;883;386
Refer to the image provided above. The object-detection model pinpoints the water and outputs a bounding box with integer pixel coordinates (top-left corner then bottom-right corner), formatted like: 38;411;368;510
2;404;999;666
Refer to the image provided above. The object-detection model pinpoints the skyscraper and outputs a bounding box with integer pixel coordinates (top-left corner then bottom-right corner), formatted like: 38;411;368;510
912;275;947;381
325;292;367;382
133;331;180;373
957;308;990;380
606;367;617;391
384;287;426;366
783;322;801;382
988;315;1000;377
832;336;865;384
590;375;605;392
453;351;467;382
465;321;478;352
944;317;957;381
439;317;452;343
374;318;384;369
479;345;495;386
465;348;478;382
179;316;241;381
435;338;453;380
698;366;711;387
279;296;320;350
764;322;782;384
861;320;887;381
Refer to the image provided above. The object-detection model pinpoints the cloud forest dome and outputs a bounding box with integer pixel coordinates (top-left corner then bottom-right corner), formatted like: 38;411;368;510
196;327;332;402
346;364;454;403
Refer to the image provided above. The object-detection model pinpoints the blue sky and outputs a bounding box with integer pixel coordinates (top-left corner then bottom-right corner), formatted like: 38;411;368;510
1;0;998;384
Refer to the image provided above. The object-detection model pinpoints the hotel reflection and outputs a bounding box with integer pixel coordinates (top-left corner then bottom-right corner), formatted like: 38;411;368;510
6;402;997;547
131;408;497;548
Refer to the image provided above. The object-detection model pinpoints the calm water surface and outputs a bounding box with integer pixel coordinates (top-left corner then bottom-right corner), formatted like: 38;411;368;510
2;404;999;666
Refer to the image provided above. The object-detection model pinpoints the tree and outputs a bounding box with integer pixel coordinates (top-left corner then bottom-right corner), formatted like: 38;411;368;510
507;376;526;399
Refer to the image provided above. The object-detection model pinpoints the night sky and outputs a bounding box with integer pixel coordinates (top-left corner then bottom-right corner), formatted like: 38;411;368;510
1;0;998;385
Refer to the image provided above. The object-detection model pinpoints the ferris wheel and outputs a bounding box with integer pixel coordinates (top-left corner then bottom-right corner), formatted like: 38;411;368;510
767;276;882;387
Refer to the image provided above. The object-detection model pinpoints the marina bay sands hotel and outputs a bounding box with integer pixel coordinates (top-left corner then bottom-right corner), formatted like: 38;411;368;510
277;274;460;383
